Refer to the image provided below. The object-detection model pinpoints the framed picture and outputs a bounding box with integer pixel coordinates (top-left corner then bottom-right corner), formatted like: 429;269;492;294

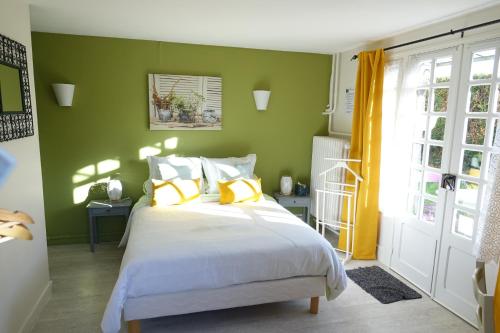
148;74;222;130
0;33;34;142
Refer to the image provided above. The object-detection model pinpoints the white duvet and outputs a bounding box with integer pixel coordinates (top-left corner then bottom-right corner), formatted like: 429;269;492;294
101;195;347;333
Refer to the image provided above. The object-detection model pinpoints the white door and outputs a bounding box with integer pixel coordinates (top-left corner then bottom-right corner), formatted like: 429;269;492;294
434;40;500;324
391;48;461;294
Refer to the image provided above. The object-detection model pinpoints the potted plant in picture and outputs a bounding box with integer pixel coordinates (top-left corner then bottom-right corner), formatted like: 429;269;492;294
155;79;181;122
173;96;187;122
179;93;204;123
158;94;175;122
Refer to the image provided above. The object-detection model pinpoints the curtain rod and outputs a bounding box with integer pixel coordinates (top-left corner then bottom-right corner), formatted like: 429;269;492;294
350;18;500;61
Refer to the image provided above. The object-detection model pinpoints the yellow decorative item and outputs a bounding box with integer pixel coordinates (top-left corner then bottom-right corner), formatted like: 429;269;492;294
151;178;201;207
0;209;34;240
338;49;385;260
218;178;263;204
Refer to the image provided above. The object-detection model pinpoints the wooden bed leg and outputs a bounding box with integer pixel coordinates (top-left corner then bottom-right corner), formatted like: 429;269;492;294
310;296;319;314
128;320;141;333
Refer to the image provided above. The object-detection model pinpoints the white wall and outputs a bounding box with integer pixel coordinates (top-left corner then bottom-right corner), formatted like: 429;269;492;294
0;1;51;333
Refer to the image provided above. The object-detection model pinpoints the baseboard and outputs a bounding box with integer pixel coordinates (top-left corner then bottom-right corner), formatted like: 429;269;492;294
18;280;52;333
47;232;123;245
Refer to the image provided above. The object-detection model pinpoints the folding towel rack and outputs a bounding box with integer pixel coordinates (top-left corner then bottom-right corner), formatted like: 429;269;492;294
315;158;362;264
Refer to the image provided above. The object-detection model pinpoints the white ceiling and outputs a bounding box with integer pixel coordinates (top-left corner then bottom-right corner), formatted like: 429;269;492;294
28;0;500;54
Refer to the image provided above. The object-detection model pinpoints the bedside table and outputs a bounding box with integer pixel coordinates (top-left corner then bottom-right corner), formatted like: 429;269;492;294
86;198;132;252
273;193;311;224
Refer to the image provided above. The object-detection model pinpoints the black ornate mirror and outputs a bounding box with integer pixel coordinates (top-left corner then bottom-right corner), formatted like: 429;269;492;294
0;33;34;142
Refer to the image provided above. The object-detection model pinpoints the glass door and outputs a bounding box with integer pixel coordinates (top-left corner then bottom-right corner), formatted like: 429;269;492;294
434;40;500;324
391;47;461;293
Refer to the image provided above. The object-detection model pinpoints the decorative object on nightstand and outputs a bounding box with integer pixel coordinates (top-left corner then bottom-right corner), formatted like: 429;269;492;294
295;182;309;196
107;175;122;201
280;175;293;195
86;198;132;252
274;192;311;224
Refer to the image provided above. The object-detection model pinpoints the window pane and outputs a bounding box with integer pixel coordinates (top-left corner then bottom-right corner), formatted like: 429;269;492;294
416;89;429;113
469;84;490;113
455;180;479;209
434;57;452;83
422;199;437;223
491;118;500;147
470;49;495;80
429;116;446;141
412;143;424;165
465;118;486;145
461;150;483;177
488;153;500;181
417;60;432;85
424;172;441;196
409;169;423;192
453;210;474;238
433;88;448;112
414;115;427;139
428;145;443;168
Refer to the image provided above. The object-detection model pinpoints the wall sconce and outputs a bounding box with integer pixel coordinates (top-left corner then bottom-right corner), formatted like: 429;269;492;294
52;83;75;107
253;90;271;111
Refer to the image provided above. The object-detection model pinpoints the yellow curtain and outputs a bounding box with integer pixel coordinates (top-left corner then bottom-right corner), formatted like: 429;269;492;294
338;49;385;260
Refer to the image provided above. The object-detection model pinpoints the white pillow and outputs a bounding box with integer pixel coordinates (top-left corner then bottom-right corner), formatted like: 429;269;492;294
145;155;203;195
201;154;257;194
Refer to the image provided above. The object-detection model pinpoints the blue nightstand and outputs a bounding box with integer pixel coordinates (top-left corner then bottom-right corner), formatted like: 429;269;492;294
86;198;132;252
273;193;311;224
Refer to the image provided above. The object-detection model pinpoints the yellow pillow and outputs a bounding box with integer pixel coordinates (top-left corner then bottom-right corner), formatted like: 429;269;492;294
151;178;201;207
218;178;263;204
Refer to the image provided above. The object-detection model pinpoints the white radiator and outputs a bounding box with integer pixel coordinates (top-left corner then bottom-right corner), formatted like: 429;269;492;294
310;136;350;223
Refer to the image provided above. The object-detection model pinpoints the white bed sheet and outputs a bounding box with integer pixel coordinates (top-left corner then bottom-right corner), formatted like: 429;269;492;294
102;195;347;333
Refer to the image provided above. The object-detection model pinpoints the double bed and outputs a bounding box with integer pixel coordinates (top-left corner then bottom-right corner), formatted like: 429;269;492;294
101;194;347;333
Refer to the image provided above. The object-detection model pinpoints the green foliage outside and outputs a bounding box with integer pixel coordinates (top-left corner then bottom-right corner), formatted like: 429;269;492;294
427;73;490;172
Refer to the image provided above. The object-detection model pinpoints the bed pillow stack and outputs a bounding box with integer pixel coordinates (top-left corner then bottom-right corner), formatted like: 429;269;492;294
201;154;257;194
146;153;261;205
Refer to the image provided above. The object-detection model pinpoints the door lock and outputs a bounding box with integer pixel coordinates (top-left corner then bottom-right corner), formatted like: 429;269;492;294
441;174;456;191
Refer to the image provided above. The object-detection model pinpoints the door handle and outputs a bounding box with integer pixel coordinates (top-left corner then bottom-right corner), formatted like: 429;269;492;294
441;174;456;191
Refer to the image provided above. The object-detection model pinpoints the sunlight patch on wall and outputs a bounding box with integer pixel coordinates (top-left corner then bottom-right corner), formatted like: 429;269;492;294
139;143;162;160
164;137;178;150
72;158;121;204
97;159;120;175
73;182;95;204
72;164;96;184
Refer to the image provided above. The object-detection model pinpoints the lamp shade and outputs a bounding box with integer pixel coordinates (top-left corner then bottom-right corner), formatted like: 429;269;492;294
253;90;271;111
52;83;75;107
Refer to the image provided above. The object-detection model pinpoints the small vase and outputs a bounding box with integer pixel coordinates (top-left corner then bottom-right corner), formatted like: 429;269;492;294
107;179;122;201
280;176;293;195
159;109;172;122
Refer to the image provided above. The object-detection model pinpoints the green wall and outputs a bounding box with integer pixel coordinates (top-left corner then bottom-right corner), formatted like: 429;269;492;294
32;32;331;244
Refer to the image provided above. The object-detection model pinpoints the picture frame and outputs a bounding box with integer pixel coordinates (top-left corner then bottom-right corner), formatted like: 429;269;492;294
148;74;222;130
0;33;34;142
